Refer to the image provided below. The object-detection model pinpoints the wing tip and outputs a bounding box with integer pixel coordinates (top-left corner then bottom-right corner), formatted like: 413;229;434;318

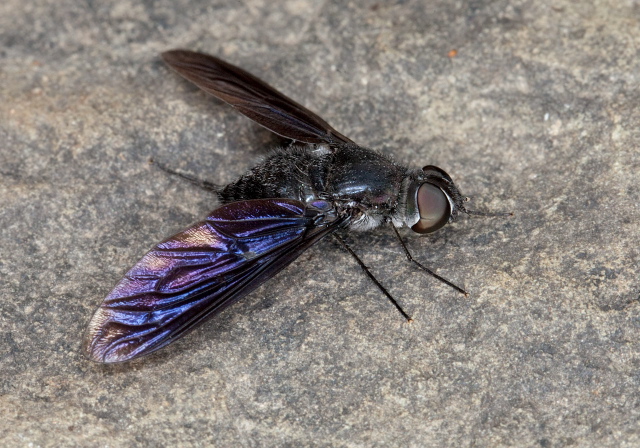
161;49;192;67
82;336;141;364
82;311;136;364
161;49;210;66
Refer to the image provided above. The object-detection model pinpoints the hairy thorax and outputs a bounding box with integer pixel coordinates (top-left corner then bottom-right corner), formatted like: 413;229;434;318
218;144;409;231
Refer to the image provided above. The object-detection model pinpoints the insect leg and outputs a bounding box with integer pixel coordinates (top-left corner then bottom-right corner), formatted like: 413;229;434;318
333;233;412;322
149;158;220;192
391;225;469;297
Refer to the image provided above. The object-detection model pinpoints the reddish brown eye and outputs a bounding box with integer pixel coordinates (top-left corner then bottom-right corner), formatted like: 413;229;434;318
411;183;451;234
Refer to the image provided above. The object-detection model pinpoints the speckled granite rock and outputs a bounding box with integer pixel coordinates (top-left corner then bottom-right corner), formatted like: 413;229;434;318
1;0;639;446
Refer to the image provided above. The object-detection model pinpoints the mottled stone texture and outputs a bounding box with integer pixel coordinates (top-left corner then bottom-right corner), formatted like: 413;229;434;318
1;0;639;446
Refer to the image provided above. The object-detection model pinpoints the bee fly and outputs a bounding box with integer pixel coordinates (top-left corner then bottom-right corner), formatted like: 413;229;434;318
84;50;507;363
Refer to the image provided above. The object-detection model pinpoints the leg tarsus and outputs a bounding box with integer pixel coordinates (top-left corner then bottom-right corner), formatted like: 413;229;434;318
149;158;219;193
391;225;469;296
333;234;412;322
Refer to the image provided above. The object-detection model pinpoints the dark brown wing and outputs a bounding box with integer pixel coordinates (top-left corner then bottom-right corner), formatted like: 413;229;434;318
162;49;354;146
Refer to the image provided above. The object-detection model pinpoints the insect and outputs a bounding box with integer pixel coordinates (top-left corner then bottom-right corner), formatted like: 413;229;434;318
84;49;504;363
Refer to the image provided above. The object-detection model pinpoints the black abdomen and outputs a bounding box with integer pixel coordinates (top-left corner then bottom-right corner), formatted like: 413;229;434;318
218;146;324;203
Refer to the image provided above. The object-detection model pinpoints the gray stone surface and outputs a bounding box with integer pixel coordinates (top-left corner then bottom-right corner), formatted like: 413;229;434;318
1;0;639;446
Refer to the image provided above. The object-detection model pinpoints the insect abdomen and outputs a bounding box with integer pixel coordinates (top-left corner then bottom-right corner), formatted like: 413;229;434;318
218;146;322;203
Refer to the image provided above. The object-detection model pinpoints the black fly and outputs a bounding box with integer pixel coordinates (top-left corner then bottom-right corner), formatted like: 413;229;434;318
84;50;506;363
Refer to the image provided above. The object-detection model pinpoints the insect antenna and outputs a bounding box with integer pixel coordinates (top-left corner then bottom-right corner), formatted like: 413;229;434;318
464;209;513;217
462;197;513;217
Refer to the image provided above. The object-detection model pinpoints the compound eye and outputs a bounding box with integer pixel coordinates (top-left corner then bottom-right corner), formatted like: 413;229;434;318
411;183;451;234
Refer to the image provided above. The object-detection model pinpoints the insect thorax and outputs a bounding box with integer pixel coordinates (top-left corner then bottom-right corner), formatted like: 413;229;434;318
218;145;408;228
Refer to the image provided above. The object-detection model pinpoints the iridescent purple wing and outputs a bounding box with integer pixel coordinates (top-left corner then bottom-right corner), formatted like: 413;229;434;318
84;199;347;363
162;49;354;146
